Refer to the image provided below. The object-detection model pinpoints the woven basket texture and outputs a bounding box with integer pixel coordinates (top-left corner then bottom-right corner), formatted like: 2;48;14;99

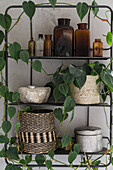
19;110;56;154
70;75;100;104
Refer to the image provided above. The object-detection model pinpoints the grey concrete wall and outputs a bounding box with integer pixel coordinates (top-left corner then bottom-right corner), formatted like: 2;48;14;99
0;0;113;169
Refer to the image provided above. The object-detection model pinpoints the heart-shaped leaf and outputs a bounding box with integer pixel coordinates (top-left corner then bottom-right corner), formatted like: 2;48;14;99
49;0;57;8
64;96;76;113
59;83;69;97
92;0;99;17
0;58;5;71
32;60;42;72
35;154;45;165
53;86;63;102
76;2;89;22
6;147;19;160
2;121;11;134
22;1;36;20
19;50;29;64
7;106;16;120
68;151;77;164
0;14;12;31
15;122;20;131
61;134;71;148
0;135;9;143
73;144;80;154
0;86;8;97
12;92;20;102
106;32;113;46
9;42;21;62
45;160;52;169
0;30;4;45
48;150;54;159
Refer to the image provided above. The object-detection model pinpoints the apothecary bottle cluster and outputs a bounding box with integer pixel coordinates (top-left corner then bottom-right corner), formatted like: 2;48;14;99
28;18;103;57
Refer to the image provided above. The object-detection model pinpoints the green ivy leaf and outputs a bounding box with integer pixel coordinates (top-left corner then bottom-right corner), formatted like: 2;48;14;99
63;73;74;84
19;50;29;64
68;151;77;164
49;0;57;8
76;2;89;22
92;0;99;17
59;83;69;97
0;86;9;97
48;150;54;159
22;1;36;20
0;147;6;157
110;145;113;153
73;144;80;154
94;62;102;74
25;155;32;164
53;86;62;102
69;65;82;77
12;92;20;102
54;108;68;123
64;96;76;113
5;164;22;170
24;106;31;112
10;137;16;145
61;134;71;148
45;160;52;169
81;63;92;75
0;135;9;143
32;60;42;72
70;109;74;122
93;160;101;166
0;30;4;45
9;42;21;62
15;122;20;131
19;159;26;165
7;106;16;120
53;72;63;85
101;69;113;92
35;154;45;165
6;91;13;102
6;147;19;160
106;32;113;46
2;121;11;134
0;14;12;31
0;58;5;71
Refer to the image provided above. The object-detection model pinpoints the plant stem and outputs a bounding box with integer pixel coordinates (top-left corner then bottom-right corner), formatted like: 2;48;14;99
42;67;53;76
53;159;74;168
8;11;24;33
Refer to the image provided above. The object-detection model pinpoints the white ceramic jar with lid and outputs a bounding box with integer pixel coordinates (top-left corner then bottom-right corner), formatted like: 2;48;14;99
74;126;102;153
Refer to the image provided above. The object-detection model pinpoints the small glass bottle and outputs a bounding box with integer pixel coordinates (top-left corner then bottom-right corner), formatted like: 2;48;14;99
44;35;52;56
35;34;44;56
54;18;74;56
93;39;103;57
28;38;35;56
75;23;90;57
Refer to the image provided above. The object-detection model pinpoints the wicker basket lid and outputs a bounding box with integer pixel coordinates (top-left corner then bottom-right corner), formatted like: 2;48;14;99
74;126;102;136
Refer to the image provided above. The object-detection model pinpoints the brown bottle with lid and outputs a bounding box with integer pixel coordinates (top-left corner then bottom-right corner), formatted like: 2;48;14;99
54;18;74;56
75;23;90;57
44;35;52;56
93;39;103;57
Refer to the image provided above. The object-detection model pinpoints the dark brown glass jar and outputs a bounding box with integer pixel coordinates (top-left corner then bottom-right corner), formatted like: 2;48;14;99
93;39;103;57
28;38;35;56
44;35;52;56
75;23;90;57
54;18;74;56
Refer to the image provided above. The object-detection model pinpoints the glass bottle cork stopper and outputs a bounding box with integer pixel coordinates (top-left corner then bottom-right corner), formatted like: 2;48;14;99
45;35;52;40
38;34;43;39
95;39;101;42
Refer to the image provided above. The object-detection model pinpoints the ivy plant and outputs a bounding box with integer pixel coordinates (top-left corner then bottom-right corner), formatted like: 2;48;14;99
0;0;112;170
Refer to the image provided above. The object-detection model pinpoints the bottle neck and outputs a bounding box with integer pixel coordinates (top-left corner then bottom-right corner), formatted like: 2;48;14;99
45;35;52;40
77;23;88;29
58;18;70;26
95;39;101;42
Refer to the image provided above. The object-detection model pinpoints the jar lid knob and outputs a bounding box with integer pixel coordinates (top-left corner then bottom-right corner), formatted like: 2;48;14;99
28;85;36;89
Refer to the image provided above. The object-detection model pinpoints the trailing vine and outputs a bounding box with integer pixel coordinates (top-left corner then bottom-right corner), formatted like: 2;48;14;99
0;0;112;170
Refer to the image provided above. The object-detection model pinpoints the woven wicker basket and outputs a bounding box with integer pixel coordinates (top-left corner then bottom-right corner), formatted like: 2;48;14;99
19;109;56;154
70;75;100;104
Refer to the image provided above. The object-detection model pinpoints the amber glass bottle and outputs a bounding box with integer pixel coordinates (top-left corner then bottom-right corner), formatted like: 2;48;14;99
28;38;35;56
93;39;103;57
75;23;90;57
44;35;52;56
54;18;74;56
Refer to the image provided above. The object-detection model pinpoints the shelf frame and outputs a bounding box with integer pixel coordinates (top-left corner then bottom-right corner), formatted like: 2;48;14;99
4;4;113;168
